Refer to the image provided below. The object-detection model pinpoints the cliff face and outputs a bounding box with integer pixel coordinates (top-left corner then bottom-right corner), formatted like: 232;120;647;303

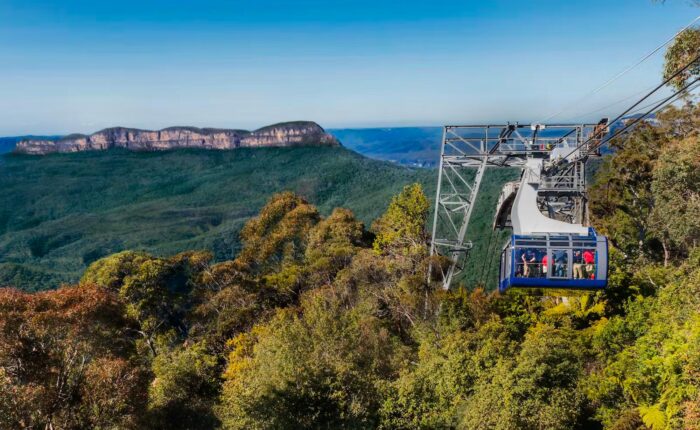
15;121;340;155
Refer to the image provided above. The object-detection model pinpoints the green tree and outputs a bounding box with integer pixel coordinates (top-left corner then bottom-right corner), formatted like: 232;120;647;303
590;102;699;265
82;250;211;357
188;260;278;353
589;124;661;259
235;192;320;275
148;342;221;429
650;135;700;261
373;183;430;257
304;207;369;287
381;315;518;429
367;184;438;327
217;289;405;429
461;324;589;430
663;27;700;92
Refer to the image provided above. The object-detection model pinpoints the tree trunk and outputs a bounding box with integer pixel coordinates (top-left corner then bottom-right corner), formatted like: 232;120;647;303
662;239;670;268
423;287;429;320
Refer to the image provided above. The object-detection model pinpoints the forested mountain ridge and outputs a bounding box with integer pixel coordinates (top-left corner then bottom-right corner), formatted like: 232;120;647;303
0;146;435;290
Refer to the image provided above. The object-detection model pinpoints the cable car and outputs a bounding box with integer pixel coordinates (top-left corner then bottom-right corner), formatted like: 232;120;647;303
496;157;609;293
428;124;612;292
499;228;607;292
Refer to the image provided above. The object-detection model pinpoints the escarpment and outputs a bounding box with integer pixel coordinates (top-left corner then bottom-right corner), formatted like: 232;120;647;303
15;121;340;155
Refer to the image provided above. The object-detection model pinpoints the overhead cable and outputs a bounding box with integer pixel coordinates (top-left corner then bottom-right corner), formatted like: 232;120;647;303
613;81;700;148
550;51;700;166
539;13;700;122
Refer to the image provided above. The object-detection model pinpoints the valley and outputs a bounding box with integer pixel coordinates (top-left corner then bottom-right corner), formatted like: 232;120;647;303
0;146;436;290
330;126;442;167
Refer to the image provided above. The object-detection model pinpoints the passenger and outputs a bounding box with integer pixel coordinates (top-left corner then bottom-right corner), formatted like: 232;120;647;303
573;250;583;279
554;251;567;277
516;249;526;277
521;249;535;277
541;253;549;277
583;249;595;279
591;118;609;152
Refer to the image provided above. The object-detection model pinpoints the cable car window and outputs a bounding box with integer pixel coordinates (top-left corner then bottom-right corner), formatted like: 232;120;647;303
501;251;506;280
574;248;597;279
516;248;538;278
551;250;569;278
550;241;570;247
515;240;547;247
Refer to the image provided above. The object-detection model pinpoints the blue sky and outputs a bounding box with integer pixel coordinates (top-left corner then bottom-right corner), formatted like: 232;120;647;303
0;0;697;135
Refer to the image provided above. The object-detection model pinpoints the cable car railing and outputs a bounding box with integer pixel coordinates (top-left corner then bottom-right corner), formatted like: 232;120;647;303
499;231;608;292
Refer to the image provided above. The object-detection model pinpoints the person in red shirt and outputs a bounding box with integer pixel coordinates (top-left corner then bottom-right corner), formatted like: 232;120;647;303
583;250;595;279
542;254;549;276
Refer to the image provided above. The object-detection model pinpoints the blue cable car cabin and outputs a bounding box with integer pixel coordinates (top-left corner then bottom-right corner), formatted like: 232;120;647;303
498;228;608;293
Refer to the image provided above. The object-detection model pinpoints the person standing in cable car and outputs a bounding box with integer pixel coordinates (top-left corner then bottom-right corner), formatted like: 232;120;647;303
554;250;567;277
583;249;595;279
541;253;549;276
521;248;535;277
573;250;583;279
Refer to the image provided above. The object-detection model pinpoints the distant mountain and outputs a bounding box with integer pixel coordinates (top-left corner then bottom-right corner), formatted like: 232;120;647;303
329;127;442;167
3;125;443;164
14;121;338;155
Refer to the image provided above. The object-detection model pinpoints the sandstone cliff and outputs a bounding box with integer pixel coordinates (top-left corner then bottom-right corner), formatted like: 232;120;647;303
15;121;340;155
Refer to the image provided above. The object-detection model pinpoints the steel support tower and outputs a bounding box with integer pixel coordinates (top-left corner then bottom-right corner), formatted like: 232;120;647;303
428;122;602;290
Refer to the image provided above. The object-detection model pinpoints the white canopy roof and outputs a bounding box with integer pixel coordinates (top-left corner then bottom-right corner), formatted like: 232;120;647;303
510;158;589;236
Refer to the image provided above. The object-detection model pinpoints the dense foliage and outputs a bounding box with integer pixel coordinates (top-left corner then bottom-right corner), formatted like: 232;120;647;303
0;146;434;290
663;27;700;91
0;99;697;428
589;104;700;265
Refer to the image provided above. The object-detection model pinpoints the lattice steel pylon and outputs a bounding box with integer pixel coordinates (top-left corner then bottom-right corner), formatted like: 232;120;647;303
428;123;603;290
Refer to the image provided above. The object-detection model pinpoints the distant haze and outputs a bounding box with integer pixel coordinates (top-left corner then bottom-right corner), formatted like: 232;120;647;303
330;127;442;167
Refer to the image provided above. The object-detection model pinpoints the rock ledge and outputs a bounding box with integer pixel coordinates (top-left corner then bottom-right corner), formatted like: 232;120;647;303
15;121;340;155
